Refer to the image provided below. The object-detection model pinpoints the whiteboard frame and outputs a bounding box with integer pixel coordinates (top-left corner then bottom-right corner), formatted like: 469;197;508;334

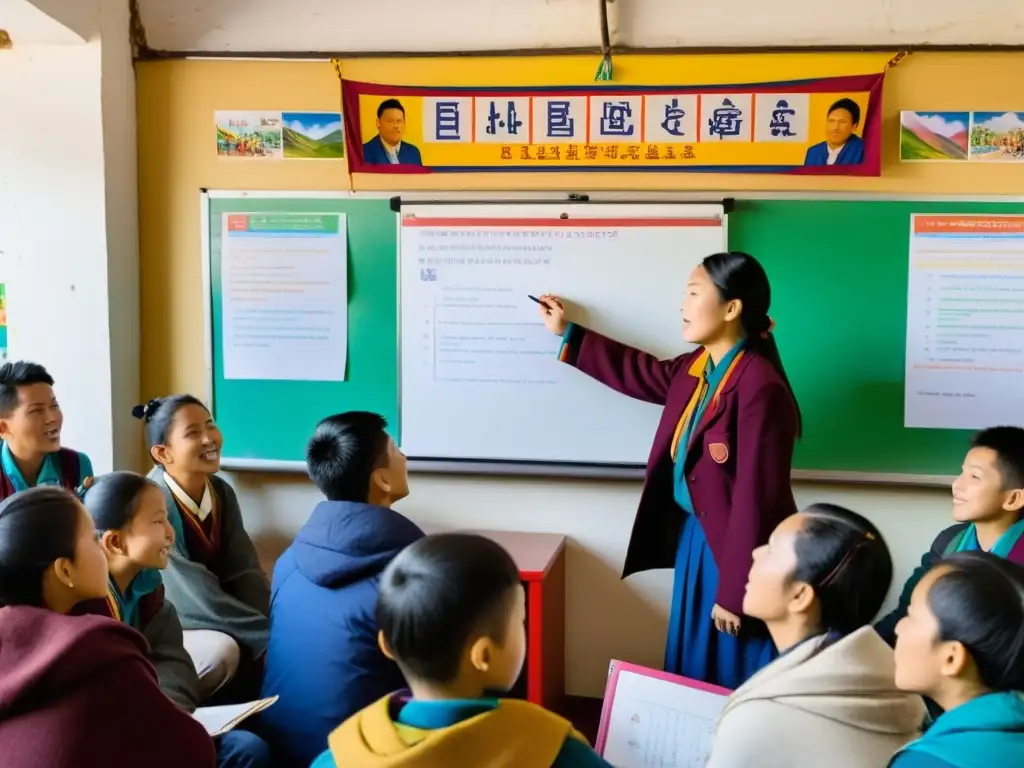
199;189;1015;487
395;200;726;469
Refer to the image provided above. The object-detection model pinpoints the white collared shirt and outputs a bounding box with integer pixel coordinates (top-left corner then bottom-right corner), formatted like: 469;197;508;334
384;141;401;164
163;472;213;521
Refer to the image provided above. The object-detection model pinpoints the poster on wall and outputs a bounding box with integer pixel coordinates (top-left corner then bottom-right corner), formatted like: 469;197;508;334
342;72;885;175
900;111;1024;163
215;111;344;160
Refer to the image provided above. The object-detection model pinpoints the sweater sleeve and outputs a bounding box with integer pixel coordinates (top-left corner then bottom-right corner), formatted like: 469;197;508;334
717;382;798;615
557;323;691;407
214;478;271;618
144;598;201;712
160;478;270;657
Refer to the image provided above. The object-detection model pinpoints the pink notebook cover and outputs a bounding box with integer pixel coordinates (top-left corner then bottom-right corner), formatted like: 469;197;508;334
594;660;732;756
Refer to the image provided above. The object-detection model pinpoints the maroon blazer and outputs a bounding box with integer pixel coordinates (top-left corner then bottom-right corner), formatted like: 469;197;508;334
561;325;798;616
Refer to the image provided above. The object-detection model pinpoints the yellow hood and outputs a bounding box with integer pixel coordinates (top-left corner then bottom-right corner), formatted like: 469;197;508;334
329;695;575;768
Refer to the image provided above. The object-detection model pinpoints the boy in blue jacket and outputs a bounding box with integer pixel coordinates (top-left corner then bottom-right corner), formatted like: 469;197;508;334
259;412;423;768
0;361;93;499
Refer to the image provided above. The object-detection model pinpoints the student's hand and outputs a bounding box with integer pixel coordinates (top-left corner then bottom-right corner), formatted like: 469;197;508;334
538;294;569;335
712;604;741;636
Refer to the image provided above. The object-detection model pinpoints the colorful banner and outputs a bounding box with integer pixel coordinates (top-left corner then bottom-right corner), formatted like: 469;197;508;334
342;72;885;175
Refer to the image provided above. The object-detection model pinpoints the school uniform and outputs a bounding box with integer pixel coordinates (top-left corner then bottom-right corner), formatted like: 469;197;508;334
73;571;200;711
889;692;1024;768
260;500;424;768
707;627;926;768
0;441;93;500
148;467;270;699
311;694;614;768
558;325;798;688
0;605;216;768
875;520;1024;646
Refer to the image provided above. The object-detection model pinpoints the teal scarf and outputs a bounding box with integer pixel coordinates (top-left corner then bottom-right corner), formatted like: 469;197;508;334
954;518;1024;558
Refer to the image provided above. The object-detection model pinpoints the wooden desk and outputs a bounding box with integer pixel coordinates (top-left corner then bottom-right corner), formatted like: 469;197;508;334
473;530;567;713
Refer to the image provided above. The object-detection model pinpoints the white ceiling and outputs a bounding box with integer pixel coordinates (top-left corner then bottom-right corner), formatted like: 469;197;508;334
134;0;1024;53
0;0;89;45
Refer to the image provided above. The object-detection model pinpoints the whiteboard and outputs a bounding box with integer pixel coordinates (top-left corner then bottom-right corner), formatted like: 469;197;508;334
398;203;727;465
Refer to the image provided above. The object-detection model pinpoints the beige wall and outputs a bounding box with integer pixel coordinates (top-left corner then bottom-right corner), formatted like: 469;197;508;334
136;53;1018;697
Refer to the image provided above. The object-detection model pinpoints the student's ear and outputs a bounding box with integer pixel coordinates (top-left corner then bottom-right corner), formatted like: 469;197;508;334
100;529;126;558
468;636;494;674
51;557;75;590
1003;488;1024;513
723;298;743;323
377;630;396;661
939;640;970;679
371;467;393;496
0;416;12;441
150;444;172;466
788;581;816;616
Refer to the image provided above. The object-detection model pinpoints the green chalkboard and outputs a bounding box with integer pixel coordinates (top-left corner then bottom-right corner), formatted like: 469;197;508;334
731;199;1024;479
206;194;1023;478
207;194;398;466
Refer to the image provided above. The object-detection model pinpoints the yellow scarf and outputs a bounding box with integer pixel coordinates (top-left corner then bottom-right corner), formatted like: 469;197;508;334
669;348;745;461
328;695;581;768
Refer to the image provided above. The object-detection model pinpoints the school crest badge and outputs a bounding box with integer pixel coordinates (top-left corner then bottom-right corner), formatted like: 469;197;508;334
709;442;729;464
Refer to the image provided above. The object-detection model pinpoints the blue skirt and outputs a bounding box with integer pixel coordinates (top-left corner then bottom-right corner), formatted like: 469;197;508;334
664;513;777;689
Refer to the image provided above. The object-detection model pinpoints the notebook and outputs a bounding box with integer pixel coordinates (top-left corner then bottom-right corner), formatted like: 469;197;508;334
192;696;278;737
596;661;730;768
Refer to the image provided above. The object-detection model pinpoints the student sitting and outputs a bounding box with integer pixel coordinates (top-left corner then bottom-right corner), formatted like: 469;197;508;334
0;361;93;500
0;487;216;768
134;395;270;701
260;412;424;768
876;427;1024;646
313;533;613;768
706;503;925;768
73;471;273;768
890;552;1024;767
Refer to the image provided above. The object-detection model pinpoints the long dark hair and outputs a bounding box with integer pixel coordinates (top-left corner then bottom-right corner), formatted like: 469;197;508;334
702;251;802;436
929;551;1024;691
0;487;82;607
793;503;892;636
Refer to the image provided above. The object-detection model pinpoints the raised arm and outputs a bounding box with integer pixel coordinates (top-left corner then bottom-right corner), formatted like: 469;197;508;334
718;382;798;616
539;295;689;406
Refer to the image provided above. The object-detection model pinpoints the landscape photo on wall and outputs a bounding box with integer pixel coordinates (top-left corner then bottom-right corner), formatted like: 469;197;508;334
899;111;969;161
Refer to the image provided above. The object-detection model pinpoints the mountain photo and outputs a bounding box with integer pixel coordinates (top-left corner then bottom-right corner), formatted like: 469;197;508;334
899;111;969;161
282;112;345;159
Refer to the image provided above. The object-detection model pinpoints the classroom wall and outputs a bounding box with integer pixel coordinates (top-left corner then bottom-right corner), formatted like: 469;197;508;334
136;0;1024;50
0;5;138;473
136;52;1018;697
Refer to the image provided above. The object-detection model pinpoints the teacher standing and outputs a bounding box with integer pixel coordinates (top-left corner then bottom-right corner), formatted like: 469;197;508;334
539;251;801;689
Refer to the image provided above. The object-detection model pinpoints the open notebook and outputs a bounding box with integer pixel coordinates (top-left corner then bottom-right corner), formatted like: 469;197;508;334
192;696;278;737
596;661;730;768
